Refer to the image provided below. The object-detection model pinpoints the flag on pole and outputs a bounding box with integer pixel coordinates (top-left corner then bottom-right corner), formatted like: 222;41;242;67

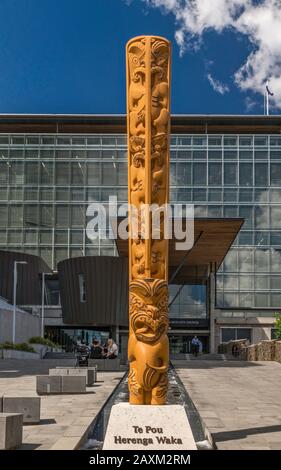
266;84;274;96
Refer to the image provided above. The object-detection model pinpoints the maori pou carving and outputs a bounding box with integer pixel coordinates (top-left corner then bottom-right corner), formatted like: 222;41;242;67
126;36;171;405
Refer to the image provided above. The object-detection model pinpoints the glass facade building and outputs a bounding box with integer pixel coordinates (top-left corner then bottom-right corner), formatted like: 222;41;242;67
1;127;281;312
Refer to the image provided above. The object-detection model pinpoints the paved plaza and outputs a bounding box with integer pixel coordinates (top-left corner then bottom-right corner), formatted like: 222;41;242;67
176;360;281;450
0;360;124;450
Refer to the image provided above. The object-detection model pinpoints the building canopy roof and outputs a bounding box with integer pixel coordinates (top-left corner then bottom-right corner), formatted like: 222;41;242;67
113;218;244;284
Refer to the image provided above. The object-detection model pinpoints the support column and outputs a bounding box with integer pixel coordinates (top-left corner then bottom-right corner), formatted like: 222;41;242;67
126;36;171;405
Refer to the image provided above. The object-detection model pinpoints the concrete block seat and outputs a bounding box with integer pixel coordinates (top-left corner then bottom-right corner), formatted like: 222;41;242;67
50;367;96;386
36;375;87;394
61;376;86;393
36;375;61;395
0;413;23;450
88;358;120;371
3;396;41;424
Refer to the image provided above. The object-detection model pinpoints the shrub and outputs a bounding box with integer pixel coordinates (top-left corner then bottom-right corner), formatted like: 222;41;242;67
29;336;57;347
0;342;35;353
275;314;281;340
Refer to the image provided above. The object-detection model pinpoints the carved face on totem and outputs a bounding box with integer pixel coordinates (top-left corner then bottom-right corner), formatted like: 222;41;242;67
129;278;168;343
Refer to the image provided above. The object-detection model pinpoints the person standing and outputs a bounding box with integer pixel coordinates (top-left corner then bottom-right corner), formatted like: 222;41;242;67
191;336;200;357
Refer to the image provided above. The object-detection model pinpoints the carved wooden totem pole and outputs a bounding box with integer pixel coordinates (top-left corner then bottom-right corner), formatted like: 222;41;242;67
126;36;171;405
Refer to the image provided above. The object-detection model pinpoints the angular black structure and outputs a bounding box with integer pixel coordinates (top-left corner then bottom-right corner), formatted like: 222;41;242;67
58;256;128;326
0;250;51;305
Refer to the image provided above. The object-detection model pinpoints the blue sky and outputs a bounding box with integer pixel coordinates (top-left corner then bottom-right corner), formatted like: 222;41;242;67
0;0;279;115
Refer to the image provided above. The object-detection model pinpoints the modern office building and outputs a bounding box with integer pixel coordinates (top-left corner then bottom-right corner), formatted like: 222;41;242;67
0;114;280;356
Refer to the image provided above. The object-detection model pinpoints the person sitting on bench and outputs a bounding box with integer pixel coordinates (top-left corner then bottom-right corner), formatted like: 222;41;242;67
90;340;103;359
105;338;118;359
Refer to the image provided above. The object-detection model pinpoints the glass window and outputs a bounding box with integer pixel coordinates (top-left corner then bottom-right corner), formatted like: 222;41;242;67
40;205;54;228
25;149;38;159
239;150;252;160
255;206;269;229
178;136;191;146
193;163;206;185
9;206;23;227
177;150;192;160
270;150;281;160
9;162;24;184
237;328;251;341
102;162;117;185
238;231;252;245
193;136;206;146
177;163;191;185
255;275;269;290
255;136;268;146
117;162;127;185
87;162;101;185
24;162;38;184
271;276;281;289
40;162;54;184
56;188;69;201
208;189;222;202
193;150;207;159
71;162;85;185
193;189;206;201
224;205;237;218
208;150;222;160
224;136;237;146
24;188;38;201
209;163;222;186
271;233;281;245
208;136;222;146
239;136;253;146
0;187;8;200
70;230;83;245
224;163;237;185
270;136;281;146
270;163;281;185
239;163;253;186
255;163;268;186
40;188;53;201
56;206;69;227
224;150;237;159
221;328;236;342
254;150;268;160
239;249;253;272
78;274;86;303
239;206;253;229
71;205;85;228
56;162;70;184
24;205;39;227
55;230;68;244
271;207;281;229
255;249;269;272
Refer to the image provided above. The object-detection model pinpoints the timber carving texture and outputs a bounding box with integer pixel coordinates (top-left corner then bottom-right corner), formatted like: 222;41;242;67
126;36;171;405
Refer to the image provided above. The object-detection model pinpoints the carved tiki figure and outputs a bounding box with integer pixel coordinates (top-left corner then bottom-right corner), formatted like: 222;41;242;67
126;36;171;405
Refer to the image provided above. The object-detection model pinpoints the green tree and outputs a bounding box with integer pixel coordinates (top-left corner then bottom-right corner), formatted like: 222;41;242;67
275;314;281;340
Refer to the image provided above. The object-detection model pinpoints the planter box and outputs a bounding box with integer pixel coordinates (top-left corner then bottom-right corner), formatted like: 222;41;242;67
2;349;40;360
29;344;49;359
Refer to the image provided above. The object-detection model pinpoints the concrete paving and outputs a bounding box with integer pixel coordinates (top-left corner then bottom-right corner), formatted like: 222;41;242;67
0;360;124;450
175;360;281;450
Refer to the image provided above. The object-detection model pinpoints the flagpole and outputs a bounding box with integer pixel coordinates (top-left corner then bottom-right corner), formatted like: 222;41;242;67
266;80;269;116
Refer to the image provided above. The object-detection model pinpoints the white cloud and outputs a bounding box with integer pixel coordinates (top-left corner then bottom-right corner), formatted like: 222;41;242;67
139;0;281;109
207;73;230;94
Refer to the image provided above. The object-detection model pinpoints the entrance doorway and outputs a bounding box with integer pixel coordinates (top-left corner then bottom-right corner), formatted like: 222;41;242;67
169;334;209;355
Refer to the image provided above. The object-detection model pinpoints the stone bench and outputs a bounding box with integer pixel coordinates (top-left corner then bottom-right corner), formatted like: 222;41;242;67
88;358;120;371
3;396;41;424
50;367;96;386
0;413;23;449
36;375;86;395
